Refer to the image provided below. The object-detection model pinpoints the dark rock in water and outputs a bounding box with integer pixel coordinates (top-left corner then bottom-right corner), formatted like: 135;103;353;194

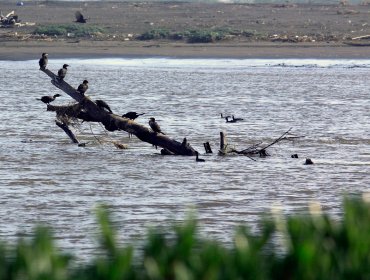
305;158;314;165
291;154;299;158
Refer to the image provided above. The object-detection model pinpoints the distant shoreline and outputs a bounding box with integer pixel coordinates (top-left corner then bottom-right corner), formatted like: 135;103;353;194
2;41;370;61
1;1;369;60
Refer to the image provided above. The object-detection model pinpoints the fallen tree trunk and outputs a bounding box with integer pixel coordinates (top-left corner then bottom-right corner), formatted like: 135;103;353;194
41;68;196;156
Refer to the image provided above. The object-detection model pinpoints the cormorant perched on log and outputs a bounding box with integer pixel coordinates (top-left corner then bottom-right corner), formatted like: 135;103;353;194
121;111;145;120
77;80;88;95
38;94;61;104
95;99;113;113
57;64;69;81
75;11;87;23
121;112;145;138
181;137;188;146
149;117;165;134
39;53;48;70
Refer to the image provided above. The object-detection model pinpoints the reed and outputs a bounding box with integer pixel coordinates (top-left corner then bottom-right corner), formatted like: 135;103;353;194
0;196;368;279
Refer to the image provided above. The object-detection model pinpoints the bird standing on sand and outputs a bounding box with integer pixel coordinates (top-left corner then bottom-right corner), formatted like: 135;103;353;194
39;53;48;70
38;94;61;104
95;99;113;113
77;80;89;95
149;117;165;134
57;64;69;81
121;111;145;120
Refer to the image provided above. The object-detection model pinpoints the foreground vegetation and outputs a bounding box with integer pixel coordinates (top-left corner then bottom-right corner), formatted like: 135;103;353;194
0;196;369;279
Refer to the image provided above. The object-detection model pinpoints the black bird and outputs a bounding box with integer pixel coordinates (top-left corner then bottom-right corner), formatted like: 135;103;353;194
181;137;188;147
95;99;113;113
38;94;61;104
57;64;69;81
77;80;89;95
195;151;205;162
121;112;145;138
149;117;165;134
122;111;145;120
75;11;87;23
39;53;48;70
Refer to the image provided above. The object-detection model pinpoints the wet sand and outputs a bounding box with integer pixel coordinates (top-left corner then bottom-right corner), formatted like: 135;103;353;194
1;1;370;60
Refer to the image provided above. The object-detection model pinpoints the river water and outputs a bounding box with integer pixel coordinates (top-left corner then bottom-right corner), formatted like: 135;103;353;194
0;58;369;260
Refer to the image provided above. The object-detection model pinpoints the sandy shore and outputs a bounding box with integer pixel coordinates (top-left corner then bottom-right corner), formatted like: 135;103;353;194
2;40;370;60
1;1;370;60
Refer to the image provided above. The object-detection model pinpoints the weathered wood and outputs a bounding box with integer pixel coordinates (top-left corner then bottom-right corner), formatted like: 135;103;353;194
55;120;79;144
203;142;213;153
41;68;196;155
219;131;228;155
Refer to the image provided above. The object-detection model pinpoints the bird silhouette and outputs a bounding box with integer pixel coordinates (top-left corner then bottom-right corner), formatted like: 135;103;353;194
77;80;89;95
38;53;48;70
149;117;165;134
95;99;113;113
122;111;145;120
37;94;61;104
57;64;69;81
75;11;87;23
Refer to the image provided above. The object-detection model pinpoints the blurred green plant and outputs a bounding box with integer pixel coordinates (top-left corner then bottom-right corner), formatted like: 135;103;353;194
136;28;257;43
0;196;368;279
136;28;170;40
33;24;106;37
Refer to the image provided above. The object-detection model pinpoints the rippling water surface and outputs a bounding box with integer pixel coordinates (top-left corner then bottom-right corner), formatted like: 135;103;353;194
0;58;369;260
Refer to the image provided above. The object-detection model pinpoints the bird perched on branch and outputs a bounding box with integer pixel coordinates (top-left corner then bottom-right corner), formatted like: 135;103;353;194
95;99;113;113
149;117;165;134
37;94;61;104
121;111;145;120
38;53;48;70
121;112;145;138
77;80;89;95
57;64;69;81
75;11;87;23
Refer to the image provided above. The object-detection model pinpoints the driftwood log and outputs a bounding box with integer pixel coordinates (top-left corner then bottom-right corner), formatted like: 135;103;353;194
41;68;196;156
